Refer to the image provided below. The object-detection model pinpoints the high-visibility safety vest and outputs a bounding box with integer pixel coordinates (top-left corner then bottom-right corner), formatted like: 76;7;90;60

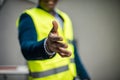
17;8;77;80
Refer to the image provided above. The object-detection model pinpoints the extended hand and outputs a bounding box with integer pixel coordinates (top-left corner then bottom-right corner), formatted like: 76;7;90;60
46;21;71;57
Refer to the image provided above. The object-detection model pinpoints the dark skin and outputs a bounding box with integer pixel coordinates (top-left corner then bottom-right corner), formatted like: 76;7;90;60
39;0;58;13
39;0;90;80
39;0;72;57
47;21;72;57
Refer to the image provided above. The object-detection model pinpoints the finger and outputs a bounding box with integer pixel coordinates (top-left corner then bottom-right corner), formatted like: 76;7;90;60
49;41;68;50
50;47;71;57
59;52;71;57
59;53;70;57
50;47;71;56
49;33;63;41
51;21;58;33
58;47;72;57
55;42;68;48
50;42;68;51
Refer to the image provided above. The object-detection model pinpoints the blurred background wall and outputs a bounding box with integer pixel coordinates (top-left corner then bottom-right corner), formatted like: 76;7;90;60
0;0;120;80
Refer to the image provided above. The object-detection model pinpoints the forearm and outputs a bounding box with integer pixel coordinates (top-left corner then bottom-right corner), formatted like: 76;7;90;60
18;13;55;60
20;38;53;60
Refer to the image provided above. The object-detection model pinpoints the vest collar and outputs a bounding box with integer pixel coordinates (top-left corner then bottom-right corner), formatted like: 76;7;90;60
37;5;57;16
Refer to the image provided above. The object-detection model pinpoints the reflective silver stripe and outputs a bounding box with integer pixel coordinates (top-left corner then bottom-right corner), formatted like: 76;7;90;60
30;65;68;78
70;58;75;63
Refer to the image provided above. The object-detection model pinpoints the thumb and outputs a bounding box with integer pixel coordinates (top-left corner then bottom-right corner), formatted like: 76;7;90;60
51;21;58;33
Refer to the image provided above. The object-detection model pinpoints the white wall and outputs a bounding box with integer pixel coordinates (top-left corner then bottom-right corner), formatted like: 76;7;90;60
57;0;120;80
0;0;35;79
0;0;120;80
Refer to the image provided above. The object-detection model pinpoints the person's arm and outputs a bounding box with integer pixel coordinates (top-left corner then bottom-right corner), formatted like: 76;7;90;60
18;13;55;60
73;40;90;80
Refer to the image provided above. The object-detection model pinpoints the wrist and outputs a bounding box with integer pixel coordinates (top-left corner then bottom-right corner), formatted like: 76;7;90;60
44;38;55;56
46;38;53;52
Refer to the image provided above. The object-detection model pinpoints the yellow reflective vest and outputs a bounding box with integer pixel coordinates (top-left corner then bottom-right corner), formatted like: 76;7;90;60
17;8;77;80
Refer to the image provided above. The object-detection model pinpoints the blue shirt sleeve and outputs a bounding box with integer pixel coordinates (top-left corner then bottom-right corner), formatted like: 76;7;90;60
73;40;90;80
18;13;52;60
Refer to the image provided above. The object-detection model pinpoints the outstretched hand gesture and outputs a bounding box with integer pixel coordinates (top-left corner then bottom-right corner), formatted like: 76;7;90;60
46;21;71;57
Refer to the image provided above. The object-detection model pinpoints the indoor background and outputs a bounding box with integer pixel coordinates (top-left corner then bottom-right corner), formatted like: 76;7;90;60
0;0;120;80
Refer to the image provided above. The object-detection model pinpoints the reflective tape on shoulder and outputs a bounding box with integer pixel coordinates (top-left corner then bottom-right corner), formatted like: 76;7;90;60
30;65;69;78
